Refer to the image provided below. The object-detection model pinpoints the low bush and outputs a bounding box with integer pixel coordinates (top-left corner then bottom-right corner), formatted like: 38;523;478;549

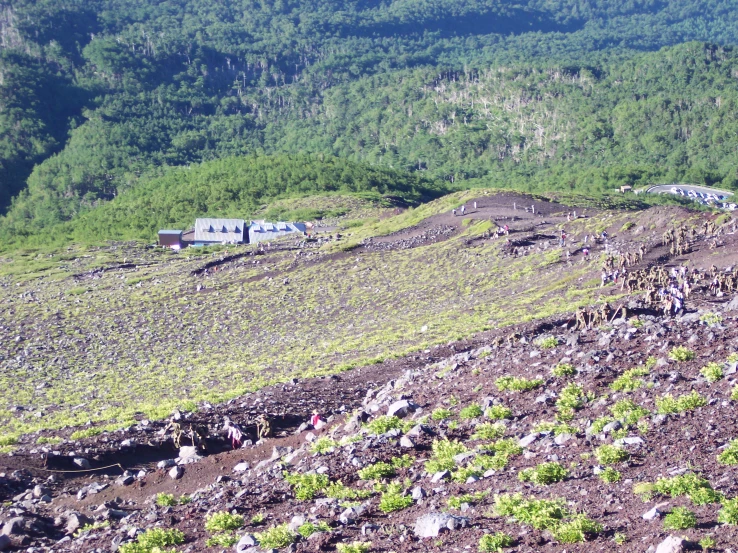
701;362;724;383
599;467;621;483
204;512;244;533
663;507;697;530
378;483;413;513
668;346;695;362
485;405;512;420
310;436;337;454
336;542;372;553
552;363;576;377
256;524;297;550
718;498;738;525
118;528;185;553
460;404;483;419
472;422;506;441
297;521;331;538
610;367;649;392
518;462;568;485
655;390;706;414
594;445;629;465
495;376;543;392
357;462;395;480
283;472;329;500
478;532;515;552
718;439;738;465
431;408;453;421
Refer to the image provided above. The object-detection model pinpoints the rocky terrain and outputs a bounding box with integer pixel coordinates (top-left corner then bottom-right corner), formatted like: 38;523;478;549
2;191;738;553
3;291;738;552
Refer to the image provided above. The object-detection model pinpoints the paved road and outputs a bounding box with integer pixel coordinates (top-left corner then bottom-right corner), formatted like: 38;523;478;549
647;184;734;198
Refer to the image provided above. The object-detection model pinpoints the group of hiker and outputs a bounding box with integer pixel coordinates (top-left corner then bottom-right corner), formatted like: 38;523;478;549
573;303;622;330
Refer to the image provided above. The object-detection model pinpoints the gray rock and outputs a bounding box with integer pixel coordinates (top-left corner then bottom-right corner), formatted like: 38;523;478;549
724;295;738;312
655;535;686;553
288;515;306;532
157;459;176;469
116;475;135;486
554;433;574;445
406;424;431;438
169;466;183;480
339;502;370;524
271;446;293;460
411;487;426;500
387;400;419;418
233;462;250;473
413;513;468;538
1;517;25;536
602;420;622;433
72;457;91;470
0;535;10;551
235;534;258;553
32;485;49;498
400;436;415;449
361;523;379;536
176;446;202;465
519;434;538;447
65;512;92;535
615;437;644;447
430;470;449;483
452;452;476;465
643;503;669;521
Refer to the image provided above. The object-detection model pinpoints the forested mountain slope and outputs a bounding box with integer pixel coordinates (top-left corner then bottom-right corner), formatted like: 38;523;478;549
3;0;738;245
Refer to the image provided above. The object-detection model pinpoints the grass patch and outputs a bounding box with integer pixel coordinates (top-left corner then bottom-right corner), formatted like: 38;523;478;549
496;376;543;392
518;462;568;485
663;507;697;530
655;390;707;414
255;524;297;550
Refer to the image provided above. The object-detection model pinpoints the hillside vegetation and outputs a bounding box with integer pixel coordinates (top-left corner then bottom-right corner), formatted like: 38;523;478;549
3;0;738;245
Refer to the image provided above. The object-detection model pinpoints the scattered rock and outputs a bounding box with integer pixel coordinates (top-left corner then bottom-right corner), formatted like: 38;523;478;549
655;535;686;553
169;466;183;480
72;457;91;470
400;436;415;448
643;503;669;521
235;534;258;553
0;535;10;551
413;512;468;538
387;400;419;418
233;462;250;472
64;512;92;535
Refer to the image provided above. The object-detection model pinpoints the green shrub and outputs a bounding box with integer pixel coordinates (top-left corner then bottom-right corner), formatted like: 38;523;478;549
718;439;738;465
668;346;695;362
492;493;601;542
447;491;488;509
118;528;185;553
283;472;329;500
310;436;337;454
478;532;515;552
655;390;707;414
70;427;102;440
472;422;506;441
700;312;723;325
718;498;738;525
538;336;558;349
156;493;177;507
610;399;650;426
556;383;585;417
378;483;413;513
663;507;697;530
699;536;716;550
391;454;415;469
206;533;239;547
653;473;722;505
256;524;297;550
365;415;405;435
518;462;568;485
591;416;614;434
0;435;18;447
204;512;244;533
491;438;524;457
732;385;738;401
250;513;266;525
485;405;512;420
460;404;483;419
357;462;395;480
610;367;649;392
297;521;330;538
552;363;576;377
551;514;604;543
701;362;724;383
599;467;621;483
495;376;543;392
336;542;371;553
594;445;629;465
431;408;453;420
325;482;373;500
424;439;467;473
451;465;483;482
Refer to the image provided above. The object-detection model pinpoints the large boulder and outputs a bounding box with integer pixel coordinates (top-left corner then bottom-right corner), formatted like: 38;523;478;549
387;400;419;418
414;512;468;538
655;536;686;553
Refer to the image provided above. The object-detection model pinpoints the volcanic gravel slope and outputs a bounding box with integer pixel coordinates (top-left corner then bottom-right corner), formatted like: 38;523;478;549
3;297;738;552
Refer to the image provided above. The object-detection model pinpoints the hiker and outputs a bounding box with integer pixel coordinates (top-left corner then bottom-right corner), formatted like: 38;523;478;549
461;205;466;215
256;414;271;440
223;417;243;449
473;201;477;210
310;410;321;427
452;208;457;216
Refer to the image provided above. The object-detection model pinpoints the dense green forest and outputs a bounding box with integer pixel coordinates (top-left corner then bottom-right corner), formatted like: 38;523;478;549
3;0;738;246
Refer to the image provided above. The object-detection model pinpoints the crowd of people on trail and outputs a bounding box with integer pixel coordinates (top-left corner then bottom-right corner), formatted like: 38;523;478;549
573;302;624;330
